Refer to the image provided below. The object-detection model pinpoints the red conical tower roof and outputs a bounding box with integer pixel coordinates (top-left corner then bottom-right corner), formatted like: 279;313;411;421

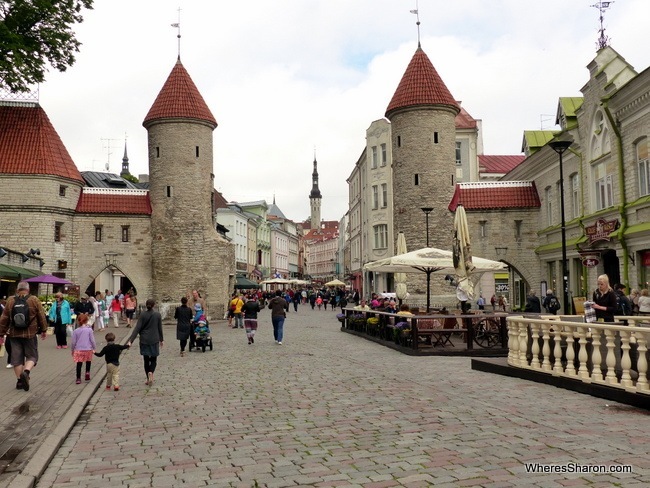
0;102;84;183
385;47;459;118
143;59;217;129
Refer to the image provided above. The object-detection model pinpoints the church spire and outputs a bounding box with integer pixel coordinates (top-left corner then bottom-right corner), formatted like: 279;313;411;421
120;140;130;176
309;155;322;230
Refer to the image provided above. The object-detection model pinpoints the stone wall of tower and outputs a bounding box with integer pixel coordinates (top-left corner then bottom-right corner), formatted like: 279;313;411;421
310;197;321;230
147;120;234;315
390;106;458;297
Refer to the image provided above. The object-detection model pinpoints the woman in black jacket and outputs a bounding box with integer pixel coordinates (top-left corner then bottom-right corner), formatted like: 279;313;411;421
174;296;193;357
592;274;617;322
127;299;163;386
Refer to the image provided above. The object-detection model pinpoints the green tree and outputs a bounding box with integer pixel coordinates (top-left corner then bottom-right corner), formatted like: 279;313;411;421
0;0;94;93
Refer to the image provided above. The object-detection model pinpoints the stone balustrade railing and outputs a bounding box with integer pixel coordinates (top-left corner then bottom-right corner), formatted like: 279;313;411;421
506;315;650;395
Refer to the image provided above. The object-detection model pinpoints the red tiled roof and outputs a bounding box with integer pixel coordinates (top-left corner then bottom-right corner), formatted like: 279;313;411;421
386;47;459;117
0;102;84;182
75;191;152;215
448;182;540;211
455;106;477;129
478;155;526;174
143;59;217;128
213;189;228;210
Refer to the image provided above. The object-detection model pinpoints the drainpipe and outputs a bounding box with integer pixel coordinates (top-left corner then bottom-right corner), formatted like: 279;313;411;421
567;144;588;295
602;98;629;286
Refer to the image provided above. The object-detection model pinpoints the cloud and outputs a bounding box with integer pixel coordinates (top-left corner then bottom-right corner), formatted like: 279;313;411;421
34;0;649;223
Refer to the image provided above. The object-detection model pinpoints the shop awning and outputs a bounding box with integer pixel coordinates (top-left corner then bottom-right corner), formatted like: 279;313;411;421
234;276;261;289
0;264;41;280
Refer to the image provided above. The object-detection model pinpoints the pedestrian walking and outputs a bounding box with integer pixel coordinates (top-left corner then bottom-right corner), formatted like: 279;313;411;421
0;281;49;391
591;274;617;322
292;292;300;312
477;294;485;310
94;332;129;391
524;290;542;313
110;293;122;327
230;294;244;328
48;292;72;349
268;290;287;345
174;296;192;357
490;294;496;311
71;313;96;384
127;298;164;386
242;294;261;344
124;293;137;328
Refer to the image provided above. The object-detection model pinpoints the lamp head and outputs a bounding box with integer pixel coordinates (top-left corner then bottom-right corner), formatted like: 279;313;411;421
21;254;29;263
0;248;6;258
549;140;573;154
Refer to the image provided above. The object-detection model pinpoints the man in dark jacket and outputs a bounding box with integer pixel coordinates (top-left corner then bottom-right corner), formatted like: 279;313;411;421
524;291;542;313
268;290;288;345
0;281;48;391
614;284;631;316
74;294;94;325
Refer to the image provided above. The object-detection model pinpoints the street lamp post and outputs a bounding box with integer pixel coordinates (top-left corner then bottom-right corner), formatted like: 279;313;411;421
421;207;433;247
549;140;573;315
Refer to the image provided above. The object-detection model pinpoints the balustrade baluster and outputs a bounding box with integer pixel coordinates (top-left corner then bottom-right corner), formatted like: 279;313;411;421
541;324;551;371
591;328;603;382
605;329;617;385
507;321;519;366
635;331;648;391
620;330;633;388
518;320;528;367
565;329;576;376
577;326;589;379
530;323;540;369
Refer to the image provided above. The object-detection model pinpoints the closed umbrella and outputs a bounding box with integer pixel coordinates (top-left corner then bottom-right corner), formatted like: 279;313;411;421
453;205;476;300
395;232;408;305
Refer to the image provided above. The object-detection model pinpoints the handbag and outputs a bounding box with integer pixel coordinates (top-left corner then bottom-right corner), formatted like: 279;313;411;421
584;301;597;323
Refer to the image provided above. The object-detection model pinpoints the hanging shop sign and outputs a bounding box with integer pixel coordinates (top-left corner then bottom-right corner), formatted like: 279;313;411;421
643;251;650;267
585;218;619;245
578;250;601;268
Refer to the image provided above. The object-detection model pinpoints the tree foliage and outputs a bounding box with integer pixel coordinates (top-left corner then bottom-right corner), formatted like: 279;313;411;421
0;0;94;93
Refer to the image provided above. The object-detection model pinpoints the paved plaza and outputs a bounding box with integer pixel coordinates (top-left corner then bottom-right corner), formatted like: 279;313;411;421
2;305;650;487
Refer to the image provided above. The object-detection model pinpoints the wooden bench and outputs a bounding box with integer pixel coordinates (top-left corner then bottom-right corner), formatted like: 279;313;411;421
414;317;455;348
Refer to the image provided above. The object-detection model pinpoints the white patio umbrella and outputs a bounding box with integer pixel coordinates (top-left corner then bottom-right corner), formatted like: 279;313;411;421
395;232;408;304
324;279;345;287
364;247;506;312
453;204;476;299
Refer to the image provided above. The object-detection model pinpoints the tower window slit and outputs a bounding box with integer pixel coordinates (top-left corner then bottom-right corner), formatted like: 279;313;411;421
196;146;200;157
397;135;401;147
414;174;419;186
166;186;173;197
433;132;439;144
156;147;160;158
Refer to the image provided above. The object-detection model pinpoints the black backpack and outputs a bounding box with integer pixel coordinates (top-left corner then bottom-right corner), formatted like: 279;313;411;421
548;296;560;312
12;295;30;329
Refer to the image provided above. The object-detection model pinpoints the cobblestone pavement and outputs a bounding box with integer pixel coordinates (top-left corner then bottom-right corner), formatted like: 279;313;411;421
28;306;650;487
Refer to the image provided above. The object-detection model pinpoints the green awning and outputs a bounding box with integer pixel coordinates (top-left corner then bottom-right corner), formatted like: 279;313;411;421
0;264;40;280
234;276;260;289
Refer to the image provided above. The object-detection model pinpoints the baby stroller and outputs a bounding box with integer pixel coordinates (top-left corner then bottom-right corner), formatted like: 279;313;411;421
189;318;213;352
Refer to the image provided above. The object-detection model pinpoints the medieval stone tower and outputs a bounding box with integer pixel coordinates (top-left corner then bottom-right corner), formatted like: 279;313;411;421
386;45;460;298
386;45;460;253
143;57;234;308
309;157;322;229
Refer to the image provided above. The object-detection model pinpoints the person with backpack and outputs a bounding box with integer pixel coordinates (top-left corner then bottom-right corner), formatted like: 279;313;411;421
613;284;631;316
542;289;561;315
0;281;49;391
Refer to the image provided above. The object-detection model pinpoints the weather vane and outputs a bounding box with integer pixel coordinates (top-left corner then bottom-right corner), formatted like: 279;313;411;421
591;1;613;50
410;0;421;47
171;7;182;59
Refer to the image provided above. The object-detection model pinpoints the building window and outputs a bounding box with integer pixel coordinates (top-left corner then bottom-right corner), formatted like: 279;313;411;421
397;135;401;147
455;141;462;166
380;143;387;166
371;146;378;169
637;138;649;196
94;225;102;242
593;162;613;210
515;220;522;240
195;146;200;158
156;147;160;158
54;222;62;242
381;183;387;208
372;185;378;209
166;185;173;197
121;225;130;242
433;132;439;144
570;173;580;219
373;224;388;249
59;185;67;197
545;187;553;226
479;220;487;238
414;174;419;186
